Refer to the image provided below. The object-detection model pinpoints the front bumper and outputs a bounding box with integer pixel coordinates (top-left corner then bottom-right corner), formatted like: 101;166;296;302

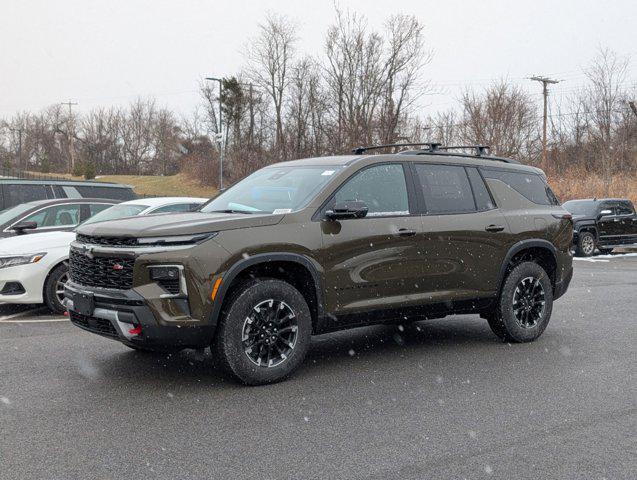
64;281;214;349
0;263;47;304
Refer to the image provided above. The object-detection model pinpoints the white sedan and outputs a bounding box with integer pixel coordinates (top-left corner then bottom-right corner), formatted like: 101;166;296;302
0;196;208;314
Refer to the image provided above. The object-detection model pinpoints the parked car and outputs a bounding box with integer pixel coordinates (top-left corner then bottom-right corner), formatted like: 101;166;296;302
64;144;573;385
0;198;117;238
0;197;207;314
0;178;136;211
562;198;637;256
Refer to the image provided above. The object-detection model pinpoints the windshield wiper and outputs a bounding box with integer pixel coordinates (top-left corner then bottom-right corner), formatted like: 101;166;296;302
208;209;256;214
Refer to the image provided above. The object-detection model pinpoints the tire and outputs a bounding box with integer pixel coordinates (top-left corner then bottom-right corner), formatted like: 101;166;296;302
43;262;69;315
486;261;554;343
214;278;312;385
575;231;596;257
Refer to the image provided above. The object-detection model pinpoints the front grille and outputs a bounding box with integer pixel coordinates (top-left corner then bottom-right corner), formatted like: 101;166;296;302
76;234;138;247
158;278;181;295
69;249;134;290
70;311;118;338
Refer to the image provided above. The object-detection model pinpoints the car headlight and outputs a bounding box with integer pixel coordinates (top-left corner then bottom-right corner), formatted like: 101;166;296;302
0;253;46;269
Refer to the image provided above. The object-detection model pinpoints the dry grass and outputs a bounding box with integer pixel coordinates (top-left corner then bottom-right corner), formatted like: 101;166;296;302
547;169;637;204
27;172;218;198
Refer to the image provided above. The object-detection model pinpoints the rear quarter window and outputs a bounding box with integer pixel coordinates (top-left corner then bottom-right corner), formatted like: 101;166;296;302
75;185;136;201
481;169;557;206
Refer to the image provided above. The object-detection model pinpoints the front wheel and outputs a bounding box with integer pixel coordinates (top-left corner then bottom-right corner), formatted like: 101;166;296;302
575;231;596;257
44;263;69;314
214;278;312;385
486;261;554;343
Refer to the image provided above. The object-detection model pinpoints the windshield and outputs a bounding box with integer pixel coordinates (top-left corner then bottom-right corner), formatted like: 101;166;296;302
81;204;149;225
0;203;37;225
200;166;340;214
563;200;598;216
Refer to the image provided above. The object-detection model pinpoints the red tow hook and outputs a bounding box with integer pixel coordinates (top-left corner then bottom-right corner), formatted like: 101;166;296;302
128;324;142;336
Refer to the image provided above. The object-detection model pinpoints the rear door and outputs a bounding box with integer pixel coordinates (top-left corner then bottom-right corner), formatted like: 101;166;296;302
616;201;637;244
412;164;510;301
319;163;425;316
597;202;622;242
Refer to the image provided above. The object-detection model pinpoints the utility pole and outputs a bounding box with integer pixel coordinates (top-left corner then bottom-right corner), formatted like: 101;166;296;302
530;76;560;170
205;77;224;191
61;100;78;174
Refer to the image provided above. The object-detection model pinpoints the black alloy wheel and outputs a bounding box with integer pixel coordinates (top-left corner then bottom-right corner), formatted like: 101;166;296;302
512;276;546;328
242;299;299;368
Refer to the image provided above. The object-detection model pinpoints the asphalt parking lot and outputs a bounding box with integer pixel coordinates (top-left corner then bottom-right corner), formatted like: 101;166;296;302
1;255;636;480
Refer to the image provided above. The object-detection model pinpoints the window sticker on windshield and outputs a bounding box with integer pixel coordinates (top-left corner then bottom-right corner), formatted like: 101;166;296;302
272;208;292;214
321;170;335;176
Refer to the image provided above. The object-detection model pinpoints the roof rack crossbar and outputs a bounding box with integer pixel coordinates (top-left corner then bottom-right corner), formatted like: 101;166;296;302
352;143;441;155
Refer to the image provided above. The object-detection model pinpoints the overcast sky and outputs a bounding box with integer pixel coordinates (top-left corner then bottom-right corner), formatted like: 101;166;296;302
1;0;635;118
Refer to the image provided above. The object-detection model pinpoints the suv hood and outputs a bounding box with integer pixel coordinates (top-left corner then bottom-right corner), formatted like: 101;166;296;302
0;231;75;255
76;212;285;238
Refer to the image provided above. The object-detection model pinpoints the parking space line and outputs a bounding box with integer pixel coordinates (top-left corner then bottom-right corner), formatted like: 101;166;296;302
0;307;49;322
0;318;69;323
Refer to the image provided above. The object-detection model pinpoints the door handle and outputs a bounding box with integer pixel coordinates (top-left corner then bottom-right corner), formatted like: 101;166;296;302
396;228;417;237
485;224;505;233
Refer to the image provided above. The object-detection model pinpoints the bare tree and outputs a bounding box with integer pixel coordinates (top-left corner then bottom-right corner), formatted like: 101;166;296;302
460;81;539;159
246;13;297;157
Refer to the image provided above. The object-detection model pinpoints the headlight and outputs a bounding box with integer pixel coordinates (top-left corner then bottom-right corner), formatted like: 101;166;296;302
0;253;46;269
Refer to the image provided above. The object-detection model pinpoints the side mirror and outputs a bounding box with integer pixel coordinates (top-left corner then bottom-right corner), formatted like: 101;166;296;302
325;201;369;220
598;209;613;219
11;221;38;234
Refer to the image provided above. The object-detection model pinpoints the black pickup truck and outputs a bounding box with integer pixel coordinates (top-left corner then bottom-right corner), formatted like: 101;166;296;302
563;198;637;256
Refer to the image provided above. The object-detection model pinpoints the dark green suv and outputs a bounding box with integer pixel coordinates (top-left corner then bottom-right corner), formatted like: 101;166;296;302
64;145;573;385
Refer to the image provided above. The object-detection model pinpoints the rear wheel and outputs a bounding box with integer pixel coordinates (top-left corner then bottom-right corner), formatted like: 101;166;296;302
486;261;554;342
575;231;596;257
44;263;69;315
214;278;312;385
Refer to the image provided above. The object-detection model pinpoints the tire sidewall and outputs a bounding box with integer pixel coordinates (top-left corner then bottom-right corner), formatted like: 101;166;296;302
44;263;68;314
498;262;553;342
216;279;312;385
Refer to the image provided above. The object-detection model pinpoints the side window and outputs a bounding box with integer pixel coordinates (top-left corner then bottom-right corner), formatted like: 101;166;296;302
88;203;112;217
75;186;136;200
333;164;409;216
415;164;476;214
22;204;81;228
481;169;555;206
5;184;48;206
466;167;495;211
616;203;634;216
151;203;192;214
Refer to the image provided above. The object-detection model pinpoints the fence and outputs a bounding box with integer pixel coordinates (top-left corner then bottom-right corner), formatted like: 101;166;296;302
0;167;70;182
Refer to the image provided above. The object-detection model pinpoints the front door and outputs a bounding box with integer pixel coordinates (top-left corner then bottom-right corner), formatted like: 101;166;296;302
320;163;424;316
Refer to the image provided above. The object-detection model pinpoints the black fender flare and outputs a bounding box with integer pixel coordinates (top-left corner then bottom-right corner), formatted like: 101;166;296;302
497;239;557;293
208;252;326;328
576;223;598;239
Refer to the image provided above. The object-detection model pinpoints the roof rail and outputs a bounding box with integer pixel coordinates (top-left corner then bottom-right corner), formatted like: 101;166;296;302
352;143;441;155
437;145;491;156
352;142;520;164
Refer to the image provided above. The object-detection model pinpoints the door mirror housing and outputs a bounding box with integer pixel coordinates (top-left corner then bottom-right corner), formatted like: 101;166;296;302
598;209;613;220
325;201;369;220
11;221;38;234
